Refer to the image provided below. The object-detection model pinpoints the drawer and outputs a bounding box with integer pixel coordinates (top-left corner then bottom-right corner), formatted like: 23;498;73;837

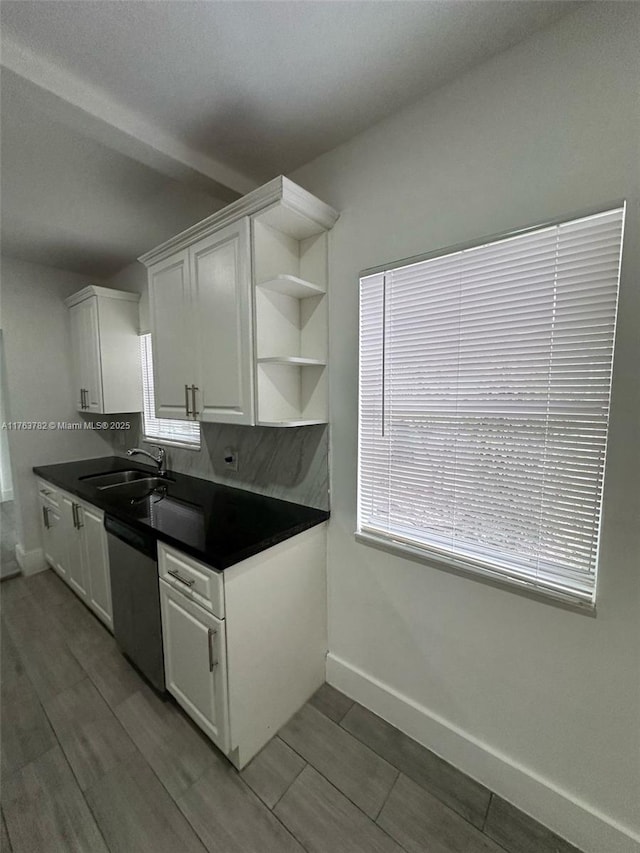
36;479;60;508
158;543;225;619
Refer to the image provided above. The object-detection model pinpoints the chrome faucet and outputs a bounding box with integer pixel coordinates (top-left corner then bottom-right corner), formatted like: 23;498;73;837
127;446;167;476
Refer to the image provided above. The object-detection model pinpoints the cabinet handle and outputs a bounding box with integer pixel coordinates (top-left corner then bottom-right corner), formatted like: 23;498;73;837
208;628;219;671
40;488;51;497
80;389;85;409
191;385;199;419
74;503;84;529
42;506;50;529
185;384;191;417
167;568;195;588
71;503;78;528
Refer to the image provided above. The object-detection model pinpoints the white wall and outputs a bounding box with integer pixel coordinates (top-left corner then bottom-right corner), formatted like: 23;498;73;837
0;256;113;561
292;5;640;852
105;260;150;332
0;334;14;501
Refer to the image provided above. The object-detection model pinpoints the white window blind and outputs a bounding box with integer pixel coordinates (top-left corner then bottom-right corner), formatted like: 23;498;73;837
139;334;200;448
358;206;625;607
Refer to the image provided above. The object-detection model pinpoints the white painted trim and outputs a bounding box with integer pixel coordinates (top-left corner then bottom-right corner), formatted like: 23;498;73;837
1;489;14;502
64;285;141;308
327;653;640;853
15;543;47;576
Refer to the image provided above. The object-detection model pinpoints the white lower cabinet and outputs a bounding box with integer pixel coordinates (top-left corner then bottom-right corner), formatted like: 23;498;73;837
81;503;113;630
37;484;67;580
36;474;327;771
61;493;89;601
37;478;113;630
159;580;229;753
158;523;327;770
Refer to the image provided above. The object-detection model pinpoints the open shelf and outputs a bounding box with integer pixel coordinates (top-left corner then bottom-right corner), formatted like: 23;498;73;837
257;356;326;366
252;207;329;425
257;274;325;299
258;420;326;428
256;362;327;425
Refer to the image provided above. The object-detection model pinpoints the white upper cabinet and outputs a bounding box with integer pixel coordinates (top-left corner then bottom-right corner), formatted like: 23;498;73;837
191;219;253;424
148;251;195;421
69;296;102;413
140;177;338;427
65;286;143;414
148;220;253;424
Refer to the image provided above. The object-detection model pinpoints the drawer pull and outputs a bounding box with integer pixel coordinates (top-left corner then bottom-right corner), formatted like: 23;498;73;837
168;568;195;588
208;628;219;671
40;488;52;497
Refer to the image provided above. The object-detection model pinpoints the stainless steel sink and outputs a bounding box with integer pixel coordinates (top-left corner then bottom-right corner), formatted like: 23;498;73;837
81;470;161;489
100;477;170;499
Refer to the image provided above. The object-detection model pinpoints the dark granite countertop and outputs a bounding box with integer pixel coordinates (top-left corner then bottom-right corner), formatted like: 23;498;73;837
33;457;329;571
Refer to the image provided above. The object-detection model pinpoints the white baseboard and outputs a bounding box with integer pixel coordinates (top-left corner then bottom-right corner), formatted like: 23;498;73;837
15;543;47;576
327;653;640;853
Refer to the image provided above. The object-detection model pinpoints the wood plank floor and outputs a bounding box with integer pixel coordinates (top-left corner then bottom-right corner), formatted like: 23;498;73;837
0;569;583;853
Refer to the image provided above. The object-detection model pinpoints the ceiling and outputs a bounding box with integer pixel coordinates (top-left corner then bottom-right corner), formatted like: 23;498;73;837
0;78;227;276
0;0;580;278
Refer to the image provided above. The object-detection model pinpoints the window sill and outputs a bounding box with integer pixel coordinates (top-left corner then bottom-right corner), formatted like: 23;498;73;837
354;530;596;615
142;435;201;452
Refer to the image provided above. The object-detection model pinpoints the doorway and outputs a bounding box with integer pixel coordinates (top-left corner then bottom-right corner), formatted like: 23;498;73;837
0;331;19;579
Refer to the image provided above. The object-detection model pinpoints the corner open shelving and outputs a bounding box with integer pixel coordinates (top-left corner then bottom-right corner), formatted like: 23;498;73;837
257;356;326;366
252;199;332;427
256;274;325;299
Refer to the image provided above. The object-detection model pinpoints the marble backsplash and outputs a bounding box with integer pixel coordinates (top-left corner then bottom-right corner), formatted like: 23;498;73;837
105;415;329;511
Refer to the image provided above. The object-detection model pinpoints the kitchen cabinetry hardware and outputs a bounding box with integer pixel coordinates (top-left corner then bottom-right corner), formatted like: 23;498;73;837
168;568;195;587
184;384;191;417
208;628;218;671
42;506;50;529
191;385;199;418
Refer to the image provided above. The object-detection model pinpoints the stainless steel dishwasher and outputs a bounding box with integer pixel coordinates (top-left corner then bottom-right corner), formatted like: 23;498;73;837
105;516;165;692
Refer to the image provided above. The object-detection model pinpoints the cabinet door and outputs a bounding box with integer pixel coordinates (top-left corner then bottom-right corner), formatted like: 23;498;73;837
82;297;104;413
69;299;104;413
159;580;230;753
60;494;88;600
69;303;86;412
39;497;67;579
190;218;254;424
148;251;195;420
80;503;113;630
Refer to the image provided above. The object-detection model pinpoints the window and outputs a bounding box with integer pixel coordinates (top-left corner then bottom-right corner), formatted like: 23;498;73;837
139;334;200;448
357;206;625;608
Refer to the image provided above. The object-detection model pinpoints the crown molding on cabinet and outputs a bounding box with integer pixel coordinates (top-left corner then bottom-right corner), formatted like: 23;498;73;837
138;176;339;268
64;285;141;308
